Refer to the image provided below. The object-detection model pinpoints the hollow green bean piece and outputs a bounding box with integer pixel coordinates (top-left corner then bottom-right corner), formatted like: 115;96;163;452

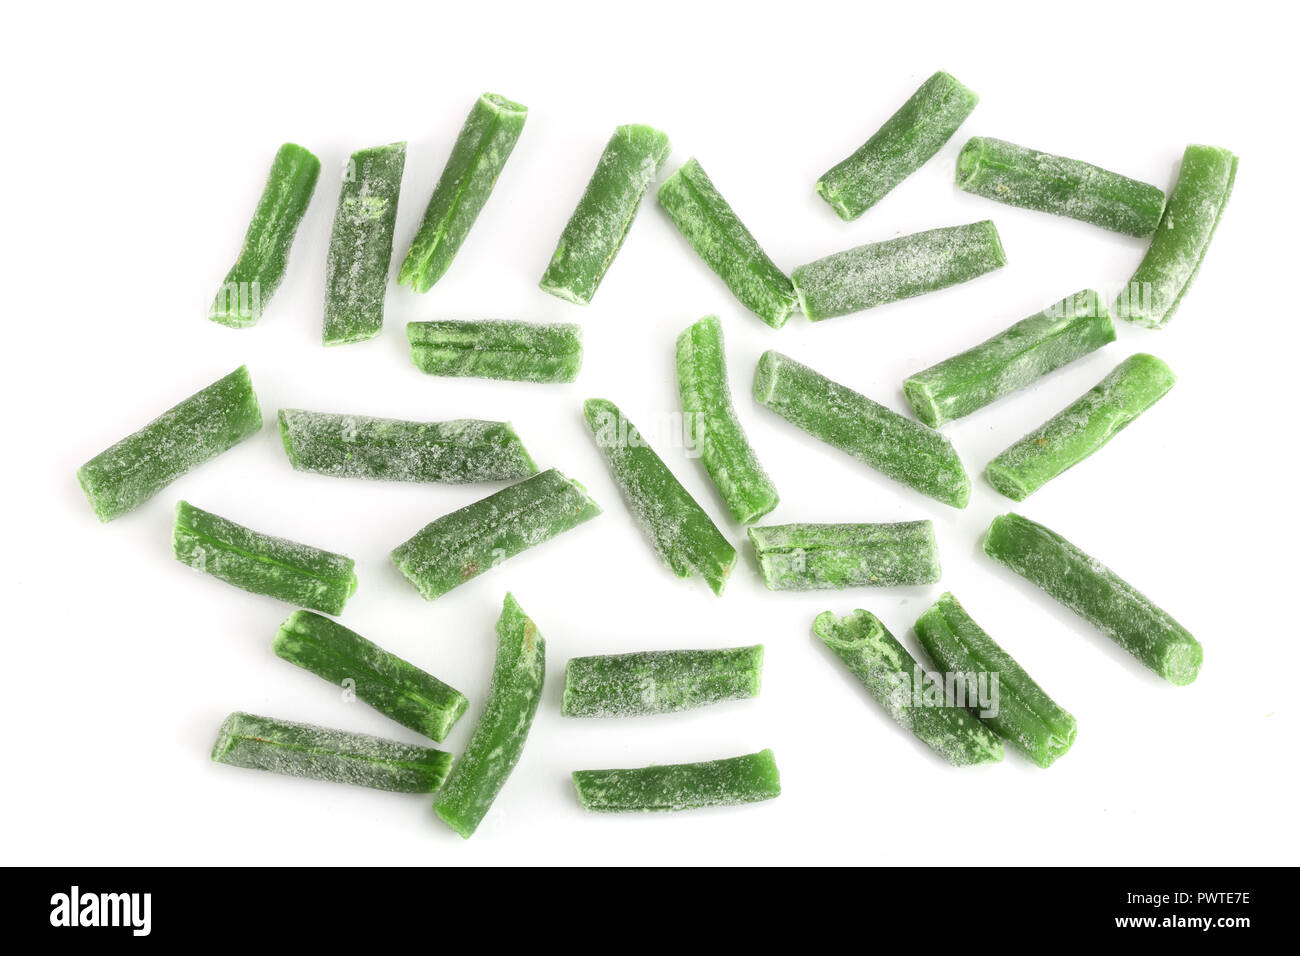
814;609;1003;766
391;469;601;601
278;408;536;483
584;398;737;595
816;71;978;221
914;592;1076;768
657;159;797;328
904;290;1116;427
984;513;1202;685
407;320;582;383
793;221;1005;321
210;143;321;327
754;351;970;508
562;645;763;717
572;750;781;813
434;594;545;837
540;124;671;305
956;137;1166;237
274;610;469;742
1116;144;1237;328
748;521;940;591
323;142;406;345
985;353;1175;500
173;500;357;615
211;712;451;793
398;93;528;293
77;366;262;522
677;316;779;524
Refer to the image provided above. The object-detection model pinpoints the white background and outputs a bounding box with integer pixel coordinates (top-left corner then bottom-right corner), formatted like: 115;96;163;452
5;1;1297;865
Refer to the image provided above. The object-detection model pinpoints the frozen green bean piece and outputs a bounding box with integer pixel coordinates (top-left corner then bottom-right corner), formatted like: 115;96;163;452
572;750;780;812
77;366;262;522
984;513;1202;685
398;93;528;293
323;142;406;345
173;500;357;615
278;408;536;483
814;609;1003;767
540;124;671;305
904;290;1116;427
914;592;1076;768
985;353;1174;500
407;320;582;383
562;645;763;717
434;594;545;837
956;137;1166;237
211;712;451;793
677;316;779;524
748;521;940;591
792;221;1005;321
1116;144;1237;328
584;398;737;595
391;469;601;601
210;143;321;327
816;71;978;221
274;610;469;742
658;159;796;328
754;351;970;508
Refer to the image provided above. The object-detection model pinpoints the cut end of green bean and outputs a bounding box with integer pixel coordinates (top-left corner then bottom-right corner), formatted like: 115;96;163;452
571;749;781;812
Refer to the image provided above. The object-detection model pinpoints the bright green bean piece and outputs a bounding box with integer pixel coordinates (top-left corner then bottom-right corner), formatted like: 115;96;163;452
572;750;780;812
748;521;940;590
406;320;582;383
561;645;763;717
985;353;1174;500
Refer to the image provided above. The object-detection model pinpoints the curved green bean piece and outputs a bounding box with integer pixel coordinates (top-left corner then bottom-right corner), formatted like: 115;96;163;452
562;645;763;717
985;353;1175;500
572;749;780;812
210;143;321;327
676;316;779;524
914;592;1076;768
748;521;940;590
984;513;1202;686
434;594;545;837
406;319;582;383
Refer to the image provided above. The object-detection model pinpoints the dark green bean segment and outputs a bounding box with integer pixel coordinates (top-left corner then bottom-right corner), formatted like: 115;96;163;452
407;320;582;383
572;750;780;812
274;610;469;742
748;521;940;591
904;289;1116;427
914;592;1076;768
983;513;1202;686
816;71;978;221
955;137;1166;237
562;645;763;717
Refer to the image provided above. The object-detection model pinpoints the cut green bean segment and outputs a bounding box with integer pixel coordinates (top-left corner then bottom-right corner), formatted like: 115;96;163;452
984;513;1202;685
398;93;528;293
676;316;779;524
904;290;1116;427
407;320;582;383
278;408;536;483
562;645;763;718
391;469;601;601
210;143;321;327
658;158;797;328
814;609;1003;766
1116;144;1237;328
914;592;1075;768
572;749;780;813
540;124;671;305
77;366;262;522
793;221;1005;321
274;610;469;742
985;353;1175;500
434;594;545;837
323;142;406;345
754;351;970;508
211;712;451;793
748;521;940;591
584;398;737;595
956;136;1166;237
816;71;978;221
